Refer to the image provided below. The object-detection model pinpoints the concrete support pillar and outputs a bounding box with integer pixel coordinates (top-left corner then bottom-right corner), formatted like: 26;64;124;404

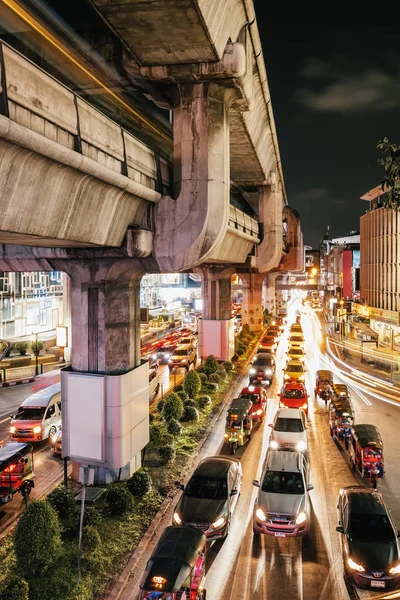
241;272;265;332
196;266;235;361
256;184;284;273
262;272;280;315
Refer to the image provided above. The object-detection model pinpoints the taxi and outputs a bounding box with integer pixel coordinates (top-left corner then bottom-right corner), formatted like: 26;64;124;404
259;335;277;353
283;359;307;383
279;381;309;416
286;346;306;362
239;386;267;422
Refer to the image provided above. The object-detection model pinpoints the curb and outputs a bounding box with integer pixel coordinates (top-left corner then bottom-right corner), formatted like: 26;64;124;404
0;377;35;388
102;337;261;600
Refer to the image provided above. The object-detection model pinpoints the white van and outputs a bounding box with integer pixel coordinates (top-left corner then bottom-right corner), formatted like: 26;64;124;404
9;383;61;443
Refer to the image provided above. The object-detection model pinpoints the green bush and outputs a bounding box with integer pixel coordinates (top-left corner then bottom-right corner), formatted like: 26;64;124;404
204;355;219;376
236;348;244;356
103;484;134;516
173;384;184;392
231;353;239;361
156;398;165;413
82;524;101;553
184;370;202;398
203;382;219;392
0;576;29;600
149;422;174;447
208;372;221;384
162;393;184;421
30;339;44;356
216;367;227;381
184;398;197;407
182;405;200;421
198;372;207;383
127;468;152;497
223;361;234;372
197;395;212;409
14;500;62;578
158;445;176;464
82;505;102;529
242;323;250;333
47;485;78;531
166;418;183;436
177;390;189;403
15;342;29;356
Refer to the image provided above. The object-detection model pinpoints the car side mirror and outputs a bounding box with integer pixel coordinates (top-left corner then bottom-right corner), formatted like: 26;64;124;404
230;489;238;497
252;480;260;488
307;484;314;491
268;423;273;427
336;526;345;534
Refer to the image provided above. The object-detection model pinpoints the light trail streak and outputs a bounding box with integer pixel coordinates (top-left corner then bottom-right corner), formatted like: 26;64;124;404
1;0;171;144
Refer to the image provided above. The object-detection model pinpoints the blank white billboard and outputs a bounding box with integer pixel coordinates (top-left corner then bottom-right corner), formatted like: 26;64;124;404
67;374;105;463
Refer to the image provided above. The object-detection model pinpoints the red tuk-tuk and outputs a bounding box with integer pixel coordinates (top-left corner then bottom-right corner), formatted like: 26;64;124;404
0;442;34;504
349;424;384;488
139;526;206;600
315;370;333;405
239;386;267;422
279;381;309;416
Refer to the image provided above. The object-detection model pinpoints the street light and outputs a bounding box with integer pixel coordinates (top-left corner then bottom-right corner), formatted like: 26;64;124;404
31;332;39;377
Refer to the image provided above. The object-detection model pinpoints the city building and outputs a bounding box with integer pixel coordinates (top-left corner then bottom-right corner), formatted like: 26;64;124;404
359;184;400;346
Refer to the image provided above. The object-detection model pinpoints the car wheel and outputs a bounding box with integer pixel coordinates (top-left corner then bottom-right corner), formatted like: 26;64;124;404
49;426;57;438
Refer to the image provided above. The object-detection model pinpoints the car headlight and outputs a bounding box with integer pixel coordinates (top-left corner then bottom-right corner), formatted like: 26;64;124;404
255;507;267;522
9;426;16;434
298;375;305;381
347;558;365;572
181;358;188;363
249;368;256;375
211;516;226;529
265;369;272;376
173;512;182;525
256;409;263;415
296;440;307;451
295;511;307;525
270;440;279;449
33;426;41;434
284;374;290;380
302;403;308;409
389;564;400;575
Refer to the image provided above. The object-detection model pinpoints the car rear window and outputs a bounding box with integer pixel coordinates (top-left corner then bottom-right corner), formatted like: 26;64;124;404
275;418;304;433
261;471;305;495
286;364;303;372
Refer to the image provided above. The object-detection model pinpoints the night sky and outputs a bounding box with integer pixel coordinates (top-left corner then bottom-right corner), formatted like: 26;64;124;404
254;3;400;246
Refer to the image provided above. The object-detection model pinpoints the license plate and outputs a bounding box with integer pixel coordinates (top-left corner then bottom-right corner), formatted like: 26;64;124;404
371;581;385;588
257;377;263;380
274;532;286;537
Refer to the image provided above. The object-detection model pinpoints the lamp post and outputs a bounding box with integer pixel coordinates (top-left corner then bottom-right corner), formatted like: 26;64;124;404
32;332;39;376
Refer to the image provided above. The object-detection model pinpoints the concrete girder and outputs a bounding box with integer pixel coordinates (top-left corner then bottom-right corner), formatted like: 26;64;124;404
256;185;285;273
282;206;304;273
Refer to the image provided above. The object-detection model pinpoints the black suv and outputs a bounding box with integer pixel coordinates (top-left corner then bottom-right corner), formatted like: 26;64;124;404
249;355;275;386
337;486;400;590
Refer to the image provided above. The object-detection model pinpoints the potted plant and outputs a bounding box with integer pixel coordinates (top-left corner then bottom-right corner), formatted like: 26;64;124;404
15;342;29;356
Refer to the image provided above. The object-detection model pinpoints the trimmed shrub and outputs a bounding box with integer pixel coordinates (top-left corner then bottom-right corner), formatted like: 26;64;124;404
162;393;184;421
174;384;184;392
223;361;234;372
166;418;183;436
177;390;189;403
156;398;165;413
197;395;212;409
182;405;200;421
216;367;227;381
127;468;152;497
0;576;29;600
82;505;102;529
203;382;219;392
30;339;44;356
103;484;134;516
149;412;155;424
198;372;207;383
15;342;29;356
14;500;62;578
231;353;239;362
47;485;78;531
184;398;197;407
242;323;251;333
204;355;219;376
82;525;101;553
236;348;244;356
208;372;221;384
158;445;176;464
184;370;202;398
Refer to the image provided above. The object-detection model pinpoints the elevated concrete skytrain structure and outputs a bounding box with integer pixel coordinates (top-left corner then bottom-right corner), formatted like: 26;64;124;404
0;0;303;480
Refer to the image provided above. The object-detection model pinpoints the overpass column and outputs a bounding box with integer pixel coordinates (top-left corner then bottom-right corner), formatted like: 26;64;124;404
241;273;265;332
196;266;235;361
263;272;280;315
60;259;148;483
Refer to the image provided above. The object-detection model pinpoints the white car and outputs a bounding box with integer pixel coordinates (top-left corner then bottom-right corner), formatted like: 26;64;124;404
268;408;308;453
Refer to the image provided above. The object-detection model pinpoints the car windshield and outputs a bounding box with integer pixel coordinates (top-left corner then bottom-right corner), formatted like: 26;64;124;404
261;470;305;494
185;476;228;500
14;407;46;420
262;338;275;344
287;364;303;372
174;349;188;356
254;359;272;367
275;418;304;433
159;346;173;352
181;338;192;344
282;389;304;398
349;514;395;542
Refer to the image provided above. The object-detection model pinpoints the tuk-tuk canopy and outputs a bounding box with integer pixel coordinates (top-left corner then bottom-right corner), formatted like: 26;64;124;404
227;398;253;420
0;442;33;472
351;424;383;450
316;370;333;383
140;526;206;593
331;402;354;418
332;384;350;398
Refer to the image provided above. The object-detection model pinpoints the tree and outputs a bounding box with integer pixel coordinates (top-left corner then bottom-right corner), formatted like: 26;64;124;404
184;370;201;398
377;137;400;210
14;500;62;578
204;355;219;376
162;392;184;421
47;485;78;531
